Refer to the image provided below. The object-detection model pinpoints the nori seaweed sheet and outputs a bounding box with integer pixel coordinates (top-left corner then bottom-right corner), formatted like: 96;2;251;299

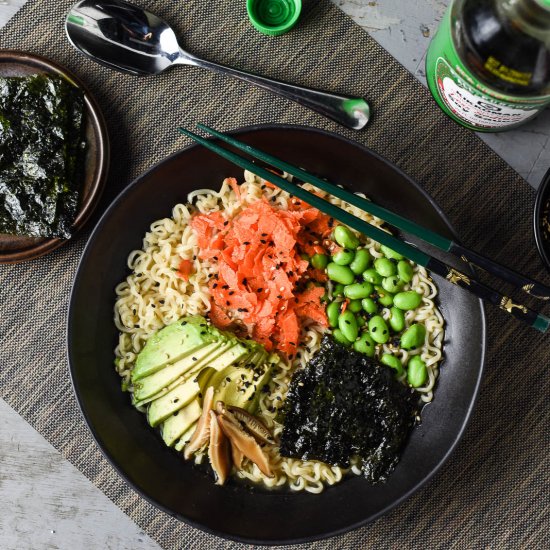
279;336;419;483
0;74;86;238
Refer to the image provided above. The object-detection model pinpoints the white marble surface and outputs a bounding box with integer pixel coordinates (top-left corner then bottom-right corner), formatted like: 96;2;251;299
1;1;549;549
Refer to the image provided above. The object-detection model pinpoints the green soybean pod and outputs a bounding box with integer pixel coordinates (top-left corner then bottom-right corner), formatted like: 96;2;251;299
353;332;376;357
389;306;405;332
380;353;405;377
368;315;390;344
382;276;403;294
311;253;329;270
394;291;423;311
374;257;396;277
407;356;428;387
327;263;355;285
334;225;360;250
332;283;345;297
333;249;355;266
356;315;366;328
348;299;363;313
400;323;426;349
374;285;394;307
361;297;378;314
380;245;404;260
344;282;374;300
326;301;341;328
397;260;414;283
362;268;383;285
349;248;371;274
333;328;352;347
338;310;359;342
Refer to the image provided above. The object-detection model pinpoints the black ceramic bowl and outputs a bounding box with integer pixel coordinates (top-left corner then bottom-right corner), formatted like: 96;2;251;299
67;125;486;545
534;167;550;270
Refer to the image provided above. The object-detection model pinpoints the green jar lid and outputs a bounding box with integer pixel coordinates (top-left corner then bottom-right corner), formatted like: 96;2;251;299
246;0;302;36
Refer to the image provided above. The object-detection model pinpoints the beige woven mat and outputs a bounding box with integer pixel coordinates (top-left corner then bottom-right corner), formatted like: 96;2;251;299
0;1;548;548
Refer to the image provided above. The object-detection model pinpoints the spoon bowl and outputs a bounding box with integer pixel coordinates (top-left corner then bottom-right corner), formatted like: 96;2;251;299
66;0;371;130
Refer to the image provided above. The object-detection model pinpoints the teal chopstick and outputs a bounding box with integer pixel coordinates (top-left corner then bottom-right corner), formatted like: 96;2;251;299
177;126;549;333
178;127;431;266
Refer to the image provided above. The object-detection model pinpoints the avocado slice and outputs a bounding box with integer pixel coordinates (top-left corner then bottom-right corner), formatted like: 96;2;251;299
133;341;223;402
132;341;233;407
209;353;279;413
132;316;221;381
147;376;201;427
174;423;198;452
161;399;202;447
145;341;252;425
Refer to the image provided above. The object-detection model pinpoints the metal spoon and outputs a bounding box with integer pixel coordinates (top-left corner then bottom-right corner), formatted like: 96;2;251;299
65;0;370;130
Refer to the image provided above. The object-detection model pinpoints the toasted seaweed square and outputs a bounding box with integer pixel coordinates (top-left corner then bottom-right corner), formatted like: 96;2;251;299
0;74;86;238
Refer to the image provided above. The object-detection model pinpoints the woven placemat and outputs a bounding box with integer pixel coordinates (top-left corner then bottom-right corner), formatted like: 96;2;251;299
1;1;548;548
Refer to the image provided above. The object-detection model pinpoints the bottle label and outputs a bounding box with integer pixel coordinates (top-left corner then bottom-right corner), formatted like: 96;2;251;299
425;3;550;131
435;57;543;128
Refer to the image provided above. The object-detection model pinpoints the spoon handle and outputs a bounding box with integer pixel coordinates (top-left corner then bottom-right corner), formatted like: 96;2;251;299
179;54;370;130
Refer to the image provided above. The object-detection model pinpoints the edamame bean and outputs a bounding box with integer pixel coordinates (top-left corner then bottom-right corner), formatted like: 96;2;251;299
332;283;345;297
394;291;423;311
361;297;378;314
374;285;394;307
362;268;383;285
348;299;363;313
400;323;426;349
311;253;329;270
349;249;371;274
374;257;396;277
353;332;376;356
368;315;390;344
380;354;405;377
344;282;374;300
327;263;355;285
382;276;403;294
356;315;366;328
397;260;414;283
380;245;404;260
334;225;360;250
338;310;359;342
389;306;405;332
407;356;428;387
326;301;341;328
333;249;355;266
333;328;352;347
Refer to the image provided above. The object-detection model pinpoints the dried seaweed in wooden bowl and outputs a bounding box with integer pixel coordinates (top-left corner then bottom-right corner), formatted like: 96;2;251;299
0;74;86;238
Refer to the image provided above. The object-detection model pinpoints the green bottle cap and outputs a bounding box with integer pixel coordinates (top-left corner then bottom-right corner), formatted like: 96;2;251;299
246;0;302;36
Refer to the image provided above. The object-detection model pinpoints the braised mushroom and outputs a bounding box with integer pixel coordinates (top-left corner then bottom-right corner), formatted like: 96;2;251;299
218;415;273;477
226;405;275;445
208;411;231;485
184;385;214;459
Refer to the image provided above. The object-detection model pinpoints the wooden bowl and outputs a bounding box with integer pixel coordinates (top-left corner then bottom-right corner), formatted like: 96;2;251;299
0;50;109;264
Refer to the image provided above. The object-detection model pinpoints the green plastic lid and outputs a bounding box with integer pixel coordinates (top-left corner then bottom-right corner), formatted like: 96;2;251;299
246;0;302;36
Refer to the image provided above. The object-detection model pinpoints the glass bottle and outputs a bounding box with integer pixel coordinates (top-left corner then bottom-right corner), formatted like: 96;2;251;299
426;0;550;131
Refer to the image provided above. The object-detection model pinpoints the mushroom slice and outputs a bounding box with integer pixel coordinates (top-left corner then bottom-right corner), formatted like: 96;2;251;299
226;405;275;445
183;386;214;459
230;441;244;470
208;411;231;485
218;416;273;477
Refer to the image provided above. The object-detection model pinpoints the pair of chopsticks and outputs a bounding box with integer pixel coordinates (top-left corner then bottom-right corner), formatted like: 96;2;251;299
178;124;550;334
